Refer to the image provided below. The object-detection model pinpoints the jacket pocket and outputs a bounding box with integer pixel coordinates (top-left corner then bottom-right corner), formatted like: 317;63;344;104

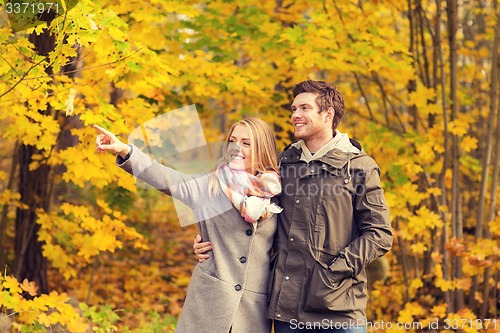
304;262;354;312
366;189;386;207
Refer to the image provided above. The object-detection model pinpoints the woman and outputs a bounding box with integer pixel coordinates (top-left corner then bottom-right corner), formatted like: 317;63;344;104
94;118;281;333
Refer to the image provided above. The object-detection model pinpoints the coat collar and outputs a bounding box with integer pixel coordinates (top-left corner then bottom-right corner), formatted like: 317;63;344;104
280;144;365;169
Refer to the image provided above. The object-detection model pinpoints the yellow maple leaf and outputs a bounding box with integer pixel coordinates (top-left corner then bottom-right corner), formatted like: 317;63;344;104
431;252;443;264
408;85;437;109
118;173;138;192
3;276;22;295
427;187;442;196
460;136;478;153
416;143;436;164
409;278;423;297
397;302;425;323
96;199;113;214
17;304;39;323
455;278;471;290
431;304;447;318
410;242;428;255
93;229;116;252
448;120;468;136
404;162;424;179
436;277;454;291
37;313;52;327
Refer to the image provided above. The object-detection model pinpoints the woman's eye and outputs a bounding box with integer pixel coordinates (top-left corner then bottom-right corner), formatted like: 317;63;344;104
243;142;251;146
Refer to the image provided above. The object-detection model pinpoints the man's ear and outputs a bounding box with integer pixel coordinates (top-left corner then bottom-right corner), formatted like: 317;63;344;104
325;107;335;122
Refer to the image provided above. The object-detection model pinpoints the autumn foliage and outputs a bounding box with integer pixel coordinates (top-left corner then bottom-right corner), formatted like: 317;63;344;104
0;0;499;332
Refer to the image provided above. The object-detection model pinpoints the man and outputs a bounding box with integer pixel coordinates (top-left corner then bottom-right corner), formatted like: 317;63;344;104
195;80;393;333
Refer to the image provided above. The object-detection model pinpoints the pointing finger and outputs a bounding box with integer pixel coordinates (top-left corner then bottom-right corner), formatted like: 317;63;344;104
93;124;114;137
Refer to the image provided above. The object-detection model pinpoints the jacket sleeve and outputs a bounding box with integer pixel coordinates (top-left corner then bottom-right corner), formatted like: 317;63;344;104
116;144;209;208
328;159;393;279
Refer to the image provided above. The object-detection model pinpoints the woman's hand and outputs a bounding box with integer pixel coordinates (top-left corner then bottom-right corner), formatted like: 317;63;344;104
193;234;212;263
94;125;131;158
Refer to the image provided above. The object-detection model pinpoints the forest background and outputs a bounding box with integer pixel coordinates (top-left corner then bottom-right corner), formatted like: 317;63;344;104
0;0;499;332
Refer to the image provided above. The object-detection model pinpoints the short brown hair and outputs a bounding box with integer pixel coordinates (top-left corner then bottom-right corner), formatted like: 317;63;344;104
292;80;345;130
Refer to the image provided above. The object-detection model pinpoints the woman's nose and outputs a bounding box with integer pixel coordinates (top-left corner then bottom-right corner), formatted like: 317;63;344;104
228;142;240;151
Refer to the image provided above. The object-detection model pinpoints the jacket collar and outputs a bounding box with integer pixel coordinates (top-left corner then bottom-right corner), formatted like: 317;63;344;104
281;144;365;169
281;131;364;169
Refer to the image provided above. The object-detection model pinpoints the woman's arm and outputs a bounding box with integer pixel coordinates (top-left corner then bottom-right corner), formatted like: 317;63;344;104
94;124;208;208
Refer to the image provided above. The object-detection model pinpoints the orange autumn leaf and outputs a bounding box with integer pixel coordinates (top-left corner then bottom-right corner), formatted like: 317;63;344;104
20;279;38;297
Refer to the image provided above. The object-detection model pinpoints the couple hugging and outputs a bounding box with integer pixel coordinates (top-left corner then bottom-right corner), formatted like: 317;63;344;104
94;80;393;333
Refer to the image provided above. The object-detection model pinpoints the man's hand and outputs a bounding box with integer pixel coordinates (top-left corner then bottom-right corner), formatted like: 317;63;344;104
193;234;212;263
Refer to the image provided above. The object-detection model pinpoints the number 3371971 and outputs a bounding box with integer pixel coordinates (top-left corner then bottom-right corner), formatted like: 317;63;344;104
444;318;497;330
5;2;60;14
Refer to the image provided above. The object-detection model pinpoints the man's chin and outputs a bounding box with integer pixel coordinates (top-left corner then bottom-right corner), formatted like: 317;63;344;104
293;132;305;140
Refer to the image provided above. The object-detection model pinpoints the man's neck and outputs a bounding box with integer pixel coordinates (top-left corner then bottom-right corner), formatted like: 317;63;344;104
303;132;335;154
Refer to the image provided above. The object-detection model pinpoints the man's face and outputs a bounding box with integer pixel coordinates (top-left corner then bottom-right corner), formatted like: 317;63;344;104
291;92;332;142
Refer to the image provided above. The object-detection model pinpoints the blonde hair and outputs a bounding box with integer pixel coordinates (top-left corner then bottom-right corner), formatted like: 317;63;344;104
209;117;279;195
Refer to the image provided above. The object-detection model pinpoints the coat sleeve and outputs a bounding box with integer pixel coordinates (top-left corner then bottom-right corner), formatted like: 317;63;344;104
328;158;393;279
116;144;209;208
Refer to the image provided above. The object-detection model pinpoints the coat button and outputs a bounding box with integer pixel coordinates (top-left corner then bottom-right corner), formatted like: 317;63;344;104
290;237;294;242
295;199;300;204
239;256;247;263
276;313;282;318
284;276;290;281
246;229;252;236
344;178;349;183
235;284;242;291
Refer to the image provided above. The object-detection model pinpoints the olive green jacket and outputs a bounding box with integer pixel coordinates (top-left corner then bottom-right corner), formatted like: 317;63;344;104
268;136;393;326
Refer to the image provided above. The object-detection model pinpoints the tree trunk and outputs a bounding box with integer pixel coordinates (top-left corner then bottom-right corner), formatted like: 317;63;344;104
446;0;464;311
436;0;452;313
471;3;500;312
13;12;56;295
407;0;419;131
14;144;50;294
481;33;500;316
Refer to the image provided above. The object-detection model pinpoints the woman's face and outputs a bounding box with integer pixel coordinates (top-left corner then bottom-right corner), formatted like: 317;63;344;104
227;124;253;173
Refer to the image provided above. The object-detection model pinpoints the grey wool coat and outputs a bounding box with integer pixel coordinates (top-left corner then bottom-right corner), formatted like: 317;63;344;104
116;145;277;333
